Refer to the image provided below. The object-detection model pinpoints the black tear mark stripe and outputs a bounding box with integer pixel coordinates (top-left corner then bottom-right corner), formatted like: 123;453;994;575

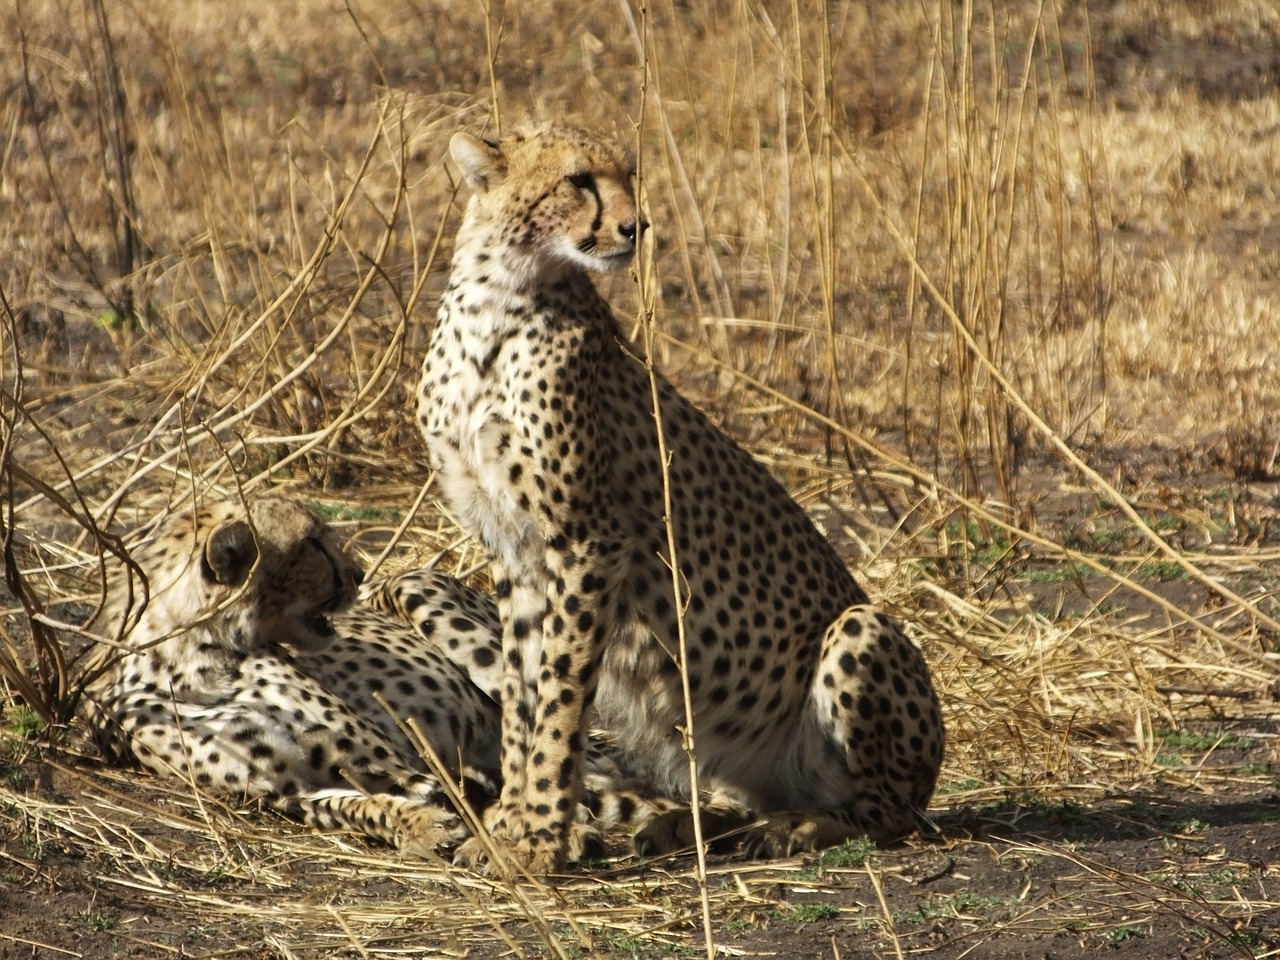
582;177;603;232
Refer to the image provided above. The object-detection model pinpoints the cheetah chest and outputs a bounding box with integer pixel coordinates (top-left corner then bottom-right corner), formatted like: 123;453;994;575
420;349;541;571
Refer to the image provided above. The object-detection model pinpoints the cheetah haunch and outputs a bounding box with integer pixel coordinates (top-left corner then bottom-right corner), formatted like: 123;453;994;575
418;125;946;873
82;496;504;855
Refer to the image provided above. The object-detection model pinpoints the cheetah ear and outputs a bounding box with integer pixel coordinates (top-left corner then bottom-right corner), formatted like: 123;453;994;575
450;132;505;193
202;519;258;587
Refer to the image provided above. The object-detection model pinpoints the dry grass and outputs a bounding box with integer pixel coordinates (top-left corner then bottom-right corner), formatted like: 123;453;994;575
2;0;1279;957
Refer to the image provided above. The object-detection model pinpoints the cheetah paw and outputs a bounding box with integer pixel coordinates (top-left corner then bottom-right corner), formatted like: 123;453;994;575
450;808;524;874
633;811;696;857
739;812;864;859
392;804;469;857
739;820;817;859
452;834;566;877
453;835;502;873
565;822;606;863
632;806;754;857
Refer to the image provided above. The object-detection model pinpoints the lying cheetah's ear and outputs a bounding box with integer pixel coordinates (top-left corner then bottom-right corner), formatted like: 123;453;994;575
203;519;258;587
450;132;505;193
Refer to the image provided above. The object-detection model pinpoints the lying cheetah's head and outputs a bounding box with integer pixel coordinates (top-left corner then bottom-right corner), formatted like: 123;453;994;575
121;497;363;653
450;125;642;276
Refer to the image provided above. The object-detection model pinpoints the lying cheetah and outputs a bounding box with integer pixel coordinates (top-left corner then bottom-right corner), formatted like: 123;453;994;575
82;496;503;854
418;125;945;872
83;495;667;856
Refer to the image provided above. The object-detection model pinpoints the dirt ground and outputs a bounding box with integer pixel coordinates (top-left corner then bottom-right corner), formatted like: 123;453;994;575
3;726;1279;959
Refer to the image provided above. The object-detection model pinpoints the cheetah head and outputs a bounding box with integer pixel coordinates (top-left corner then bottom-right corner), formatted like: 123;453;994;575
120;498;365;656
450;125;643;278
199;498;364;652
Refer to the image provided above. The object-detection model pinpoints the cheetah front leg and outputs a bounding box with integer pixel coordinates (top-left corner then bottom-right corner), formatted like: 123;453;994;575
282;790;469;855
519;538;617;868
459;538;614;874
463;556;548;856
97;690;479;855
455;542;572;873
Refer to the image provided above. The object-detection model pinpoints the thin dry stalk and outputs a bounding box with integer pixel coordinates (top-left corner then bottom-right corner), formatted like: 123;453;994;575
864;860;905;960
85;0;140;321
632;6;717;958
618;0;732;359
790;0;894;525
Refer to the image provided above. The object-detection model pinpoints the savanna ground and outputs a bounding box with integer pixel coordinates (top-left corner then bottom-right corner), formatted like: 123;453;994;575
2;0;1280;957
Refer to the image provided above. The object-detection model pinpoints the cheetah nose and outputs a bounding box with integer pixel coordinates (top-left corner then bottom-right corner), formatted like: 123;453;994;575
619;219;646;243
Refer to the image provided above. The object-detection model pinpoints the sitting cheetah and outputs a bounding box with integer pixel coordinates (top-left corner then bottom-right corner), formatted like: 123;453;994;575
81;496;504;855
83;495;667;856
418;124;945;872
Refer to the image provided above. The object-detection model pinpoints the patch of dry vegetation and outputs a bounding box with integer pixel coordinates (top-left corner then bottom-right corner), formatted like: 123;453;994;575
2;0;1278;957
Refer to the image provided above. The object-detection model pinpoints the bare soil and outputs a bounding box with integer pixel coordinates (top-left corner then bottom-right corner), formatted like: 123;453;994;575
4;727;1279;959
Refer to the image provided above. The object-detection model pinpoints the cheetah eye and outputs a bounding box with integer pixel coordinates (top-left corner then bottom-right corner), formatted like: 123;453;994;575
566;172;594;190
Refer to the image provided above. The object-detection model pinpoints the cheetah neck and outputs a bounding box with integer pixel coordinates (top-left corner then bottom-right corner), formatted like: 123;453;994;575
440;211;604;345
116;567;258;670
99;600;258;702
